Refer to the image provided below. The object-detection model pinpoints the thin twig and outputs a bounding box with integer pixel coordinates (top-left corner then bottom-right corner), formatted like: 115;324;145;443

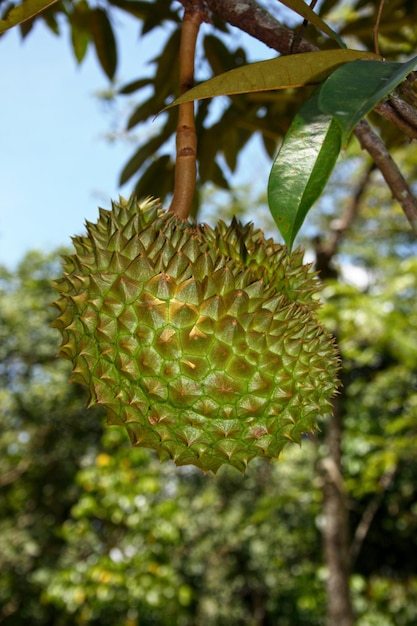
291;0;318;53
169;2;206;219
373;0;385;56
314;164;375;278
328;164;375;254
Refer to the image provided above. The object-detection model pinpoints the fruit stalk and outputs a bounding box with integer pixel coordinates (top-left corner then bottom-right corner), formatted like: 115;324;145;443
169;3;204;220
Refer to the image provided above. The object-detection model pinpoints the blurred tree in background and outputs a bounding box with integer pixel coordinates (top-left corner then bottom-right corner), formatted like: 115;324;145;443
1;189;416;623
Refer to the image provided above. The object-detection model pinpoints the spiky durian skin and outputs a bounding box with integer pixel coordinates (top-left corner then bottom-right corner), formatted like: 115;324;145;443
52;196;339;473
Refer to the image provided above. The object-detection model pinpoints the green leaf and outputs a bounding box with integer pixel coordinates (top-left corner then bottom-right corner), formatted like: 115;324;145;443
40;5;59;34
210;161;230;189
119;77;153;95
0;0;58;34
268;90;341;250
133;154;173;200
319;56;417;145
107;0;149;20
70;1;91;64
89;8;117;80
165;50;380;109
277;0;346;48
127;97;162;130
120;134;167;185
204;34;247;75
120;110;176;184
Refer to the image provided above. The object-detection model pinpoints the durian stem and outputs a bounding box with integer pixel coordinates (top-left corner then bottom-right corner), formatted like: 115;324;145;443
169;4;204;220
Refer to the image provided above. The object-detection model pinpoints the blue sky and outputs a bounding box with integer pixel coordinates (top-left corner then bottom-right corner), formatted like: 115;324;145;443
1;15;163;268
1;13;274;270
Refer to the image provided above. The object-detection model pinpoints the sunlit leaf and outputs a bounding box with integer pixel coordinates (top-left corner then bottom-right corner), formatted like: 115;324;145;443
278;0;346;48
0;0;58;34
319;55;417;145
268;89;341;250
166;50;380;109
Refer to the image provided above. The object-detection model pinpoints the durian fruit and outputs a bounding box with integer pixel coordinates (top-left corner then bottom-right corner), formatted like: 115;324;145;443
52;196;339;473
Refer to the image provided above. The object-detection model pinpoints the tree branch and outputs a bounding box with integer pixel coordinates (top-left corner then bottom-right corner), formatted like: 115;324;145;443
205;0;417;235
355;120;417;234
313;164;375;278
375;99;417;140
350;467;396;566
205;0;316;54
321;394;355;626
169;2;207;219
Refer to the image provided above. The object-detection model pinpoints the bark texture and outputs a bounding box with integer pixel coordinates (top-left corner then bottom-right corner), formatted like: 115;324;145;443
321;394;355;626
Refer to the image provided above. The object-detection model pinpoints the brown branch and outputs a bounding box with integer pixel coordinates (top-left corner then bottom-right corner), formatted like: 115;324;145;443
355;120;417;234
373;0;385;56
398;72;417;109
205;0;316;54
377;97;417;139
327;164;375;253
206;0;417;142
204;0;417;235
169;2;207;219
314;164;375;276
321;394;355;626
205;0;417;146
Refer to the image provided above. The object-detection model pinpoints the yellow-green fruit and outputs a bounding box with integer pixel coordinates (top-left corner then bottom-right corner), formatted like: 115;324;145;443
52;196;339;473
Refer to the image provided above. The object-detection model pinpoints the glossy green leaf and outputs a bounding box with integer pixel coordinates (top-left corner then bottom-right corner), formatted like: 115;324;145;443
268;90;341;250
319;55;417;145
166;50;380;109
89;8;117;80
278;0;346;48
0;0;58;34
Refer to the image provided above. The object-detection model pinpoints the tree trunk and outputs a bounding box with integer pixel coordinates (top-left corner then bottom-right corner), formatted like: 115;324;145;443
321;394;354;626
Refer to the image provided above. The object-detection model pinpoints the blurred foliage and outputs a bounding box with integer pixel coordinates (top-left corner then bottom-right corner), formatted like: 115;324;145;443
0;251;105;623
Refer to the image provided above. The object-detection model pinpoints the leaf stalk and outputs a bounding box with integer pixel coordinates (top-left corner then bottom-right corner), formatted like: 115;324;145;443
169;3;205;219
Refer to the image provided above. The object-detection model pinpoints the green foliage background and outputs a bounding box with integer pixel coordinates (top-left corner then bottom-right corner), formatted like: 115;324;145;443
1;197;417;624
